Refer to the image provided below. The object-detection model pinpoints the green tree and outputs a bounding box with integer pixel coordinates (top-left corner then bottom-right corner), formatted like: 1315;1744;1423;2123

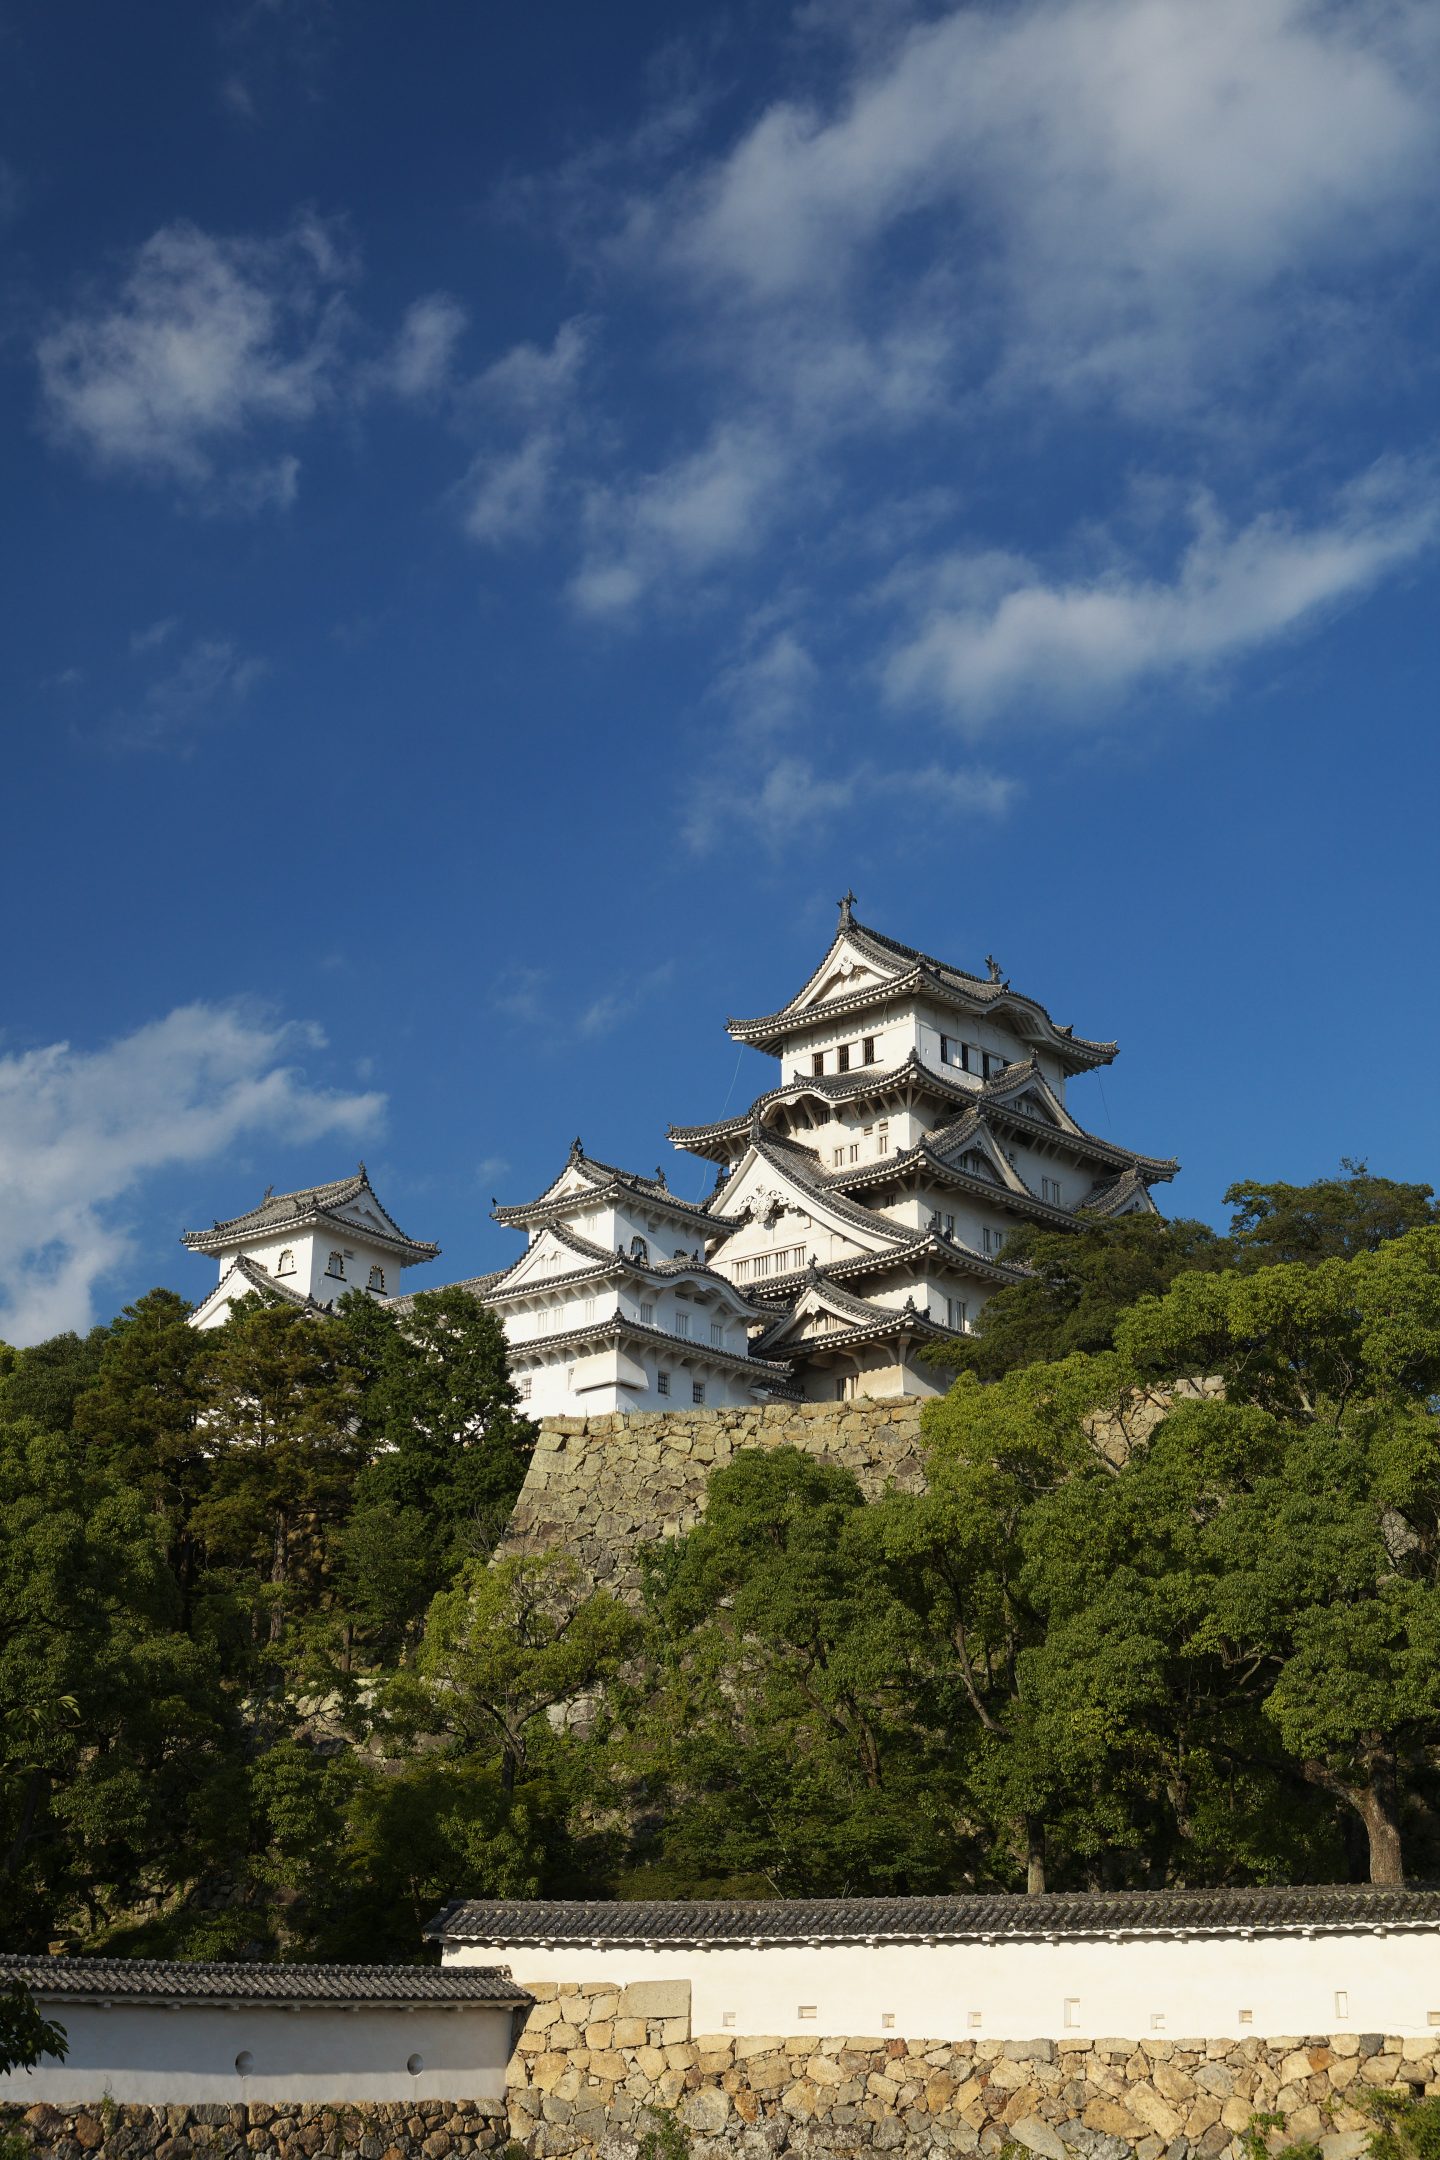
0;1419;235;1944
0;1982;66;2076
0;1328;112;1434
191;1299;362;1662
940;1214;1225;1380
1226;1159;1438;1269
628;1449;971;1896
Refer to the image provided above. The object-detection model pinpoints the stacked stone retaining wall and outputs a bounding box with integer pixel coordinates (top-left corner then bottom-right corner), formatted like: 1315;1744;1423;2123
498;1402;925;1598
6;2016;1427;2160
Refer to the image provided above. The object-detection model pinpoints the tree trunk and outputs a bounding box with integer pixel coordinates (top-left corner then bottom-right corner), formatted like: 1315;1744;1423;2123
269;1510;288;1645
1357;1744;1404;1884
1025;1821;1046;1895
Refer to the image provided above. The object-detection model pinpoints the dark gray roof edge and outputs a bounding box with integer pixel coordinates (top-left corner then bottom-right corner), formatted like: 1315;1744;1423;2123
0;1954;529;2005
425;1886;1440;1947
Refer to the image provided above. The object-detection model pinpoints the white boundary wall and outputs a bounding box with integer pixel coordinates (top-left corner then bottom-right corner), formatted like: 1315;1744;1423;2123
444;1932;1440;2042
0;1999;515;2106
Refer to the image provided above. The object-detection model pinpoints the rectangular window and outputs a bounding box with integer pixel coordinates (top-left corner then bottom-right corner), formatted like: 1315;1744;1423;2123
538;1309;551;1333
982;1226;1005;1256
876;1121;890;1156
692;1381;706;1406
517;1375;532;1401
639;1301;655;1325
833;1146;845;1167
848;1142;859;1164
675;1310;690;1339
863;1037;877;1064
657;1371;671;1397
752;1253;770;1278
583;1298;596;1323
326;1250;346;1278
711;1321;724;1347
947;1298;969;1331
837;1043;851;1072
945;1213;955;1236
812;1051;825;1076
1041;1176;1062;1206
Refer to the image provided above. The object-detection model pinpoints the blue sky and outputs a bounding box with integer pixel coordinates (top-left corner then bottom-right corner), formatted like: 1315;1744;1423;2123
3;0;1439;1343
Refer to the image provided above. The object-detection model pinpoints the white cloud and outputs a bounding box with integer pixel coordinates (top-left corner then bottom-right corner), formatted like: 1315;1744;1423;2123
382;293;468;401
714;627;819;735
111;636;267;751
571;423;789;616
37;215;352;500
469;318;591;414
0;1005;384;1345
130;616;180;655
656;0;1439;407
883;458;1440;723
460;432;558;545
686;752;1015;852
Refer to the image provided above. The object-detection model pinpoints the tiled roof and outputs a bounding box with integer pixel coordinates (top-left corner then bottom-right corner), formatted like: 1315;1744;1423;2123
715;1132;925;1251
182;1168;439;1262
484;1223;771;1315
428;1885;1440;1948
726;917;1117;1069
194;1254;332;1320
495;1145;728;1231
669;1052;976;1153
0;1954;529;2006
389;1271;508;1314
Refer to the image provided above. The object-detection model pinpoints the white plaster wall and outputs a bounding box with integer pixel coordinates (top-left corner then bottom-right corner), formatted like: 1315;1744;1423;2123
445;1933;1440;2041
0;2000;514;2107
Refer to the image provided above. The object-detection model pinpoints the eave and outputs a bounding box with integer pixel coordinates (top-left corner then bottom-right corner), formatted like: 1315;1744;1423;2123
508;1312;799;1392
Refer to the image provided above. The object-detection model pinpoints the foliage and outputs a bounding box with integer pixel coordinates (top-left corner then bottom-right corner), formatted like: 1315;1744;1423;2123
636;2106;692;2160
0;1980;67;2077
6;1157;1440;1951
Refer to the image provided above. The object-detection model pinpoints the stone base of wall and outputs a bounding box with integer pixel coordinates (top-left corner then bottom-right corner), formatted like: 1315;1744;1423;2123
500;1401;925;1598
1;2096;507;2158
509;1990;1426;2160
9;2027;1424;2160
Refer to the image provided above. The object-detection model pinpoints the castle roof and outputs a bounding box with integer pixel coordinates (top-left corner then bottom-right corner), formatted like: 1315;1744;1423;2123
483;1221;771;1313
494;1140;731;1233
182;1165;438;1264
505;1309;798;1394
753;1267;964;1361
726;905;1117;1072
188;1253;334;1325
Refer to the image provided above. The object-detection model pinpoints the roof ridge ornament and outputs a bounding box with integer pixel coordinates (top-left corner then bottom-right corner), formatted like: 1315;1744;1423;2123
569;1136;584;1162
838;888;857;926
985;954;1004;985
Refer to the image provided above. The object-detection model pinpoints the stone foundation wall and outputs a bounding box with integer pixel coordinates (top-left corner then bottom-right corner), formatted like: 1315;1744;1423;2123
499;1401;925;1597
6;2020;1424;2160
0;2096;506;2157
505;1981;1423;2160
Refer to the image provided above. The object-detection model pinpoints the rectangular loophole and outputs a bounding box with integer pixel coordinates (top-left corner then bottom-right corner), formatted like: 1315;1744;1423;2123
1334;1991;1349;2019
1238;2010;1254;2026
1064;1999;1080;2029
1150;2013;1166;2032
967;2011;982;2029
1428;2012;1440;2028
722;2012;736;2029
798;2006;817;2020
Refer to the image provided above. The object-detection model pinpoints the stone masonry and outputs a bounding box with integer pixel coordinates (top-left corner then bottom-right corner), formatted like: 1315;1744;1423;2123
5;2001;1424;2160
498;1402;926;1599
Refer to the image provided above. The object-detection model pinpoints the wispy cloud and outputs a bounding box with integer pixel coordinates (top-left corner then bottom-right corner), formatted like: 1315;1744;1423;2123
109;635;267;752
37;215;353;506
0;1004;383;1344
686;754;1016;853
883;458;1440;724
130;616;180;655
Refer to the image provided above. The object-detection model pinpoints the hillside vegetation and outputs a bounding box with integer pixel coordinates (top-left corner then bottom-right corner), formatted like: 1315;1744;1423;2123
2;1163;1438;1960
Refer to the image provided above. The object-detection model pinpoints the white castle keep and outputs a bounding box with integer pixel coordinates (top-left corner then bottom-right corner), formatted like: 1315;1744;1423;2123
186;900;1175;1413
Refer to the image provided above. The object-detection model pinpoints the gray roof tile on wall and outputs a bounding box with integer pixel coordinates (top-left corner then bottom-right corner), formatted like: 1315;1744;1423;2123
0;1955;529;2005
426;1885;1440;1946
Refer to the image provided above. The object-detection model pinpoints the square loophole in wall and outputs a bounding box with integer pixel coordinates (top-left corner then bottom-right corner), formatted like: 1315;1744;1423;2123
881;2014;895;2030
967;2012;982;2029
